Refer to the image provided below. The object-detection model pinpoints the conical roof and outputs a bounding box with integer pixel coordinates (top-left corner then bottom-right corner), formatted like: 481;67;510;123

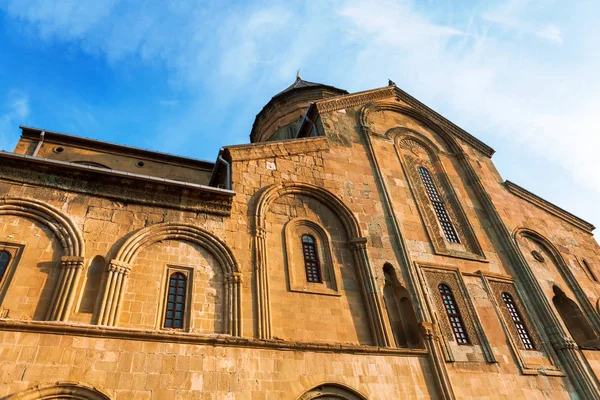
272;75;347;99
250;76;348;143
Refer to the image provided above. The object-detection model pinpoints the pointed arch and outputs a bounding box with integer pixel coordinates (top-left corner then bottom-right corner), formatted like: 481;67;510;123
253;181;389;346
0;197;84;257
6;382;110;400
99;223;242;335
296;383;368;400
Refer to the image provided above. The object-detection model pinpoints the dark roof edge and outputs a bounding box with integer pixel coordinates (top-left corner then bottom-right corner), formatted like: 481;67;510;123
0;151;234;196
20;126;215;170
505;180;595;233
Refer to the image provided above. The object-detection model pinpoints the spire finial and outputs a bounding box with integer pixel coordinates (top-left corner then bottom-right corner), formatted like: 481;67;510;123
296;69;301;80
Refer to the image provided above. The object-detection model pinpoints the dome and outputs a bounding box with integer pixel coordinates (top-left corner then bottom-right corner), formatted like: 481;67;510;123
250;76;347;143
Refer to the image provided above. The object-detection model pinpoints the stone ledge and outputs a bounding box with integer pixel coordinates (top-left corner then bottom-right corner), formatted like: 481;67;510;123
0;319;429;357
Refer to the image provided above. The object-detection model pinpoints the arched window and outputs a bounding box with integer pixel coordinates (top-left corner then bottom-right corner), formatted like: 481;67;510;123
164;272;187;329
0;251;10;282
301;234;321;283
501;292;535;350
418;166;459;243
438;283;469;344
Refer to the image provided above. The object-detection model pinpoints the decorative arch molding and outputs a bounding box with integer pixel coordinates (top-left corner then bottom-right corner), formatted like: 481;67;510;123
390;129;485;260
387;127;444;156
284;218;340;296
97;223;242;336
296;383;368;400
0;197;85;322
255;181;361;239
359;101;464;155
5;382;110;400
253;181;390;346
514;227;600;335
0;197;84;257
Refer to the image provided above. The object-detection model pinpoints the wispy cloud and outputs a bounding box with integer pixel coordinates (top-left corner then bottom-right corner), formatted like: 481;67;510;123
0;90;30;150
535;24;563;44
0;0;598;224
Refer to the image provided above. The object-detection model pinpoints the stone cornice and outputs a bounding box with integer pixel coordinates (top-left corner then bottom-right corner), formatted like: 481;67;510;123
224;136;328;162
313;86;495;158
20;126;215;170
0;319;428;357
505;180;595;234
0;152;234;215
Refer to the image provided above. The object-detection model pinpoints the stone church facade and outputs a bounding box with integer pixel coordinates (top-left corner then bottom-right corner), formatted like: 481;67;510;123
0;78;599;399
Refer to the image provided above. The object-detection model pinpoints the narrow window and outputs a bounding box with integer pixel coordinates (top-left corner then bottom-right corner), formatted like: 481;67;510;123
164;272;187;329
582;259;598;282
418;166;460;243
501;293;535;350
301;235;322;283
438;283;469;344
0;251;10;282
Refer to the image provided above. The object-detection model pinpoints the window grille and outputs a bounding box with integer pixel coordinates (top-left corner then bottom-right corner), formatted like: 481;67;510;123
301;235;322;283
164;272;187;329
438;283;469;344
418;167;460;243
0;251;10;282
502;292;535;350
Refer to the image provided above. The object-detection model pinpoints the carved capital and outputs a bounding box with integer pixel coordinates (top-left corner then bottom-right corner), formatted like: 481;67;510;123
60;256;85;269
108;260;131;276
349;237;368;250
255;226;267;239
548;332;578;350
419;321;437;340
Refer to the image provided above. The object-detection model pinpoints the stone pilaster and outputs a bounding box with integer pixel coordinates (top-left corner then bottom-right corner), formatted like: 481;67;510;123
349;237;391;347
97;260;131;326
46;256;85;322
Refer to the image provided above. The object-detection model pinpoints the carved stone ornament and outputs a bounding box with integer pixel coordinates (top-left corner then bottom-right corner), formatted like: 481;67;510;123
531;250;545;262
398;138;427;157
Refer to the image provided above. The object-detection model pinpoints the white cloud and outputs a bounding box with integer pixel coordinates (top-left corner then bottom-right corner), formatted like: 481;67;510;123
0;90;30;150
1;0;598;224
535;24;563;44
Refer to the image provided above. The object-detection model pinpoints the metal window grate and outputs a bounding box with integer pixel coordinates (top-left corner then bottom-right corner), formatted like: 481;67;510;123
164;272;187;329
438;283;469;345
0;251;10;283
302;235;322;283
502;292;535;350
418;167;460;243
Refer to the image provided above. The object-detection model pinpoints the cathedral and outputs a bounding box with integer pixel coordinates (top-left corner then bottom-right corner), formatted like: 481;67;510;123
0;77;599;399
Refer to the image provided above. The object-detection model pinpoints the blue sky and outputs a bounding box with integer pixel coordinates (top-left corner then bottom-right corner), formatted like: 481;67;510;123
0;0;599;230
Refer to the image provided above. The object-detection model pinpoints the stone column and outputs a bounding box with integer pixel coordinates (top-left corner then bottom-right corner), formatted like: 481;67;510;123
420;321;456;400
349;237;391;347
225;271;243;336
254;226;272;340
97;260;131;326
46;256;85;321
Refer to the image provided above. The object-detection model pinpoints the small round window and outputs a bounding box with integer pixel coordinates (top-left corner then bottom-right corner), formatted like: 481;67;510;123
136;161;145;168
53;146;64;153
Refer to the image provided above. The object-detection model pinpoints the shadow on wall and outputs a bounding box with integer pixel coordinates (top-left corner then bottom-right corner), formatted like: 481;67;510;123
79;255;105;314
32;261;59;320
552;285;600;349
383;263;422;349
